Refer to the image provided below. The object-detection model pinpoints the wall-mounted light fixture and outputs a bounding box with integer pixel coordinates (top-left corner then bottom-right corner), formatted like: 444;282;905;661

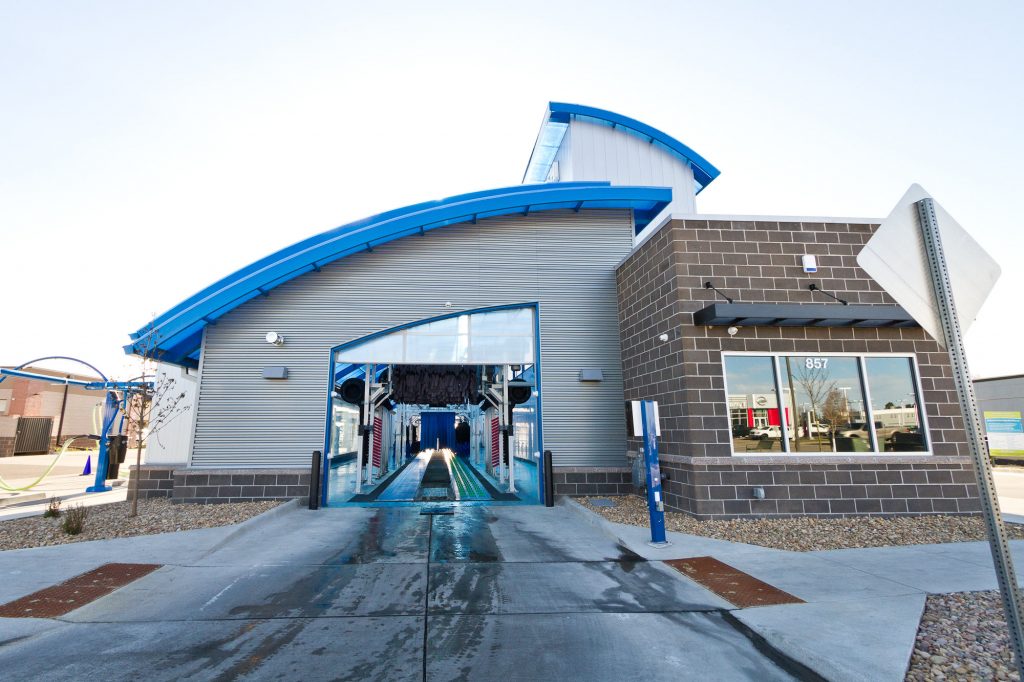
265;331;285;346
808;283;849;305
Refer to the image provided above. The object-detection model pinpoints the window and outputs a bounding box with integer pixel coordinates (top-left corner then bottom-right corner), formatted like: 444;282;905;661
723;353;929;455
723;356;785;453
336;307;535;365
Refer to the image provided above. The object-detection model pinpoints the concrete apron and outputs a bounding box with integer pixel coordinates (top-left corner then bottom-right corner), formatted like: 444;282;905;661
565;498;1024;682
0;500;806;681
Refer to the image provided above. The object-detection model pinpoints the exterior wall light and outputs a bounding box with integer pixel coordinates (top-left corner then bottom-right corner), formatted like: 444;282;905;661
265;332;285;346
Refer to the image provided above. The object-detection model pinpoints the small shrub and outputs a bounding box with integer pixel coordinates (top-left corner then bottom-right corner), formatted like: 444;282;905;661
61;504;88;536
43;498;62;519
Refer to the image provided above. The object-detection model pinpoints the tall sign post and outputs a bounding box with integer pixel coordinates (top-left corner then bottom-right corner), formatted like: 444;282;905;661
915;197;1023;675
859;185;1020;677
629;400;668;546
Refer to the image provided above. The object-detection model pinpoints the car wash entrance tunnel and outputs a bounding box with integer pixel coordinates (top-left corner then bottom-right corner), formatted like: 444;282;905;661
323;306;542;507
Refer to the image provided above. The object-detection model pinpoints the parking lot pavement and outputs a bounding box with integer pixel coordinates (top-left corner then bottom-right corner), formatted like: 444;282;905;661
0;502;799;681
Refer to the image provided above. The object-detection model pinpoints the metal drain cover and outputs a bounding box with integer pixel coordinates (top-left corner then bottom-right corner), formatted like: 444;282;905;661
665;556;804;608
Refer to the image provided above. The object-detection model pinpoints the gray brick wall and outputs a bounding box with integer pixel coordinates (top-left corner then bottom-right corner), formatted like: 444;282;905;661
129;466;312;504
552;467;632;497
652;455;980;519
128;465;175;500
615;218;978;518
172;469;311;504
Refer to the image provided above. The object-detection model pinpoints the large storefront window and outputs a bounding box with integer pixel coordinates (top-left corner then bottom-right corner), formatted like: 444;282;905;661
724;353;929;455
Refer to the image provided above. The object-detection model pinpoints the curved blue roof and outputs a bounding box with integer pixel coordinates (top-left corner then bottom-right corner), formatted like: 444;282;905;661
126;181;672;366
524;102;721;191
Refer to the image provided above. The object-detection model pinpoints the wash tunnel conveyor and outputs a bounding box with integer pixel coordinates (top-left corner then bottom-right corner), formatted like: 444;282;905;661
350;449;522;503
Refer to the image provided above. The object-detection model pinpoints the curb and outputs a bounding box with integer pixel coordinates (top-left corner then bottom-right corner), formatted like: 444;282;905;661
198;498;305;558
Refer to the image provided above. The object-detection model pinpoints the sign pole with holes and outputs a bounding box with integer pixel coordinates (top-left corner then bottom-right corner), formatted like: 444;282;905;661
915;197;1024;676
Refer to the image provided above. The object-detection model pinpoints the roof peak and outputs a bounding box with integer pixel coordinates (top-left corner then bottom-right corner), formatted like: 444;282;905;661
524;102;720;191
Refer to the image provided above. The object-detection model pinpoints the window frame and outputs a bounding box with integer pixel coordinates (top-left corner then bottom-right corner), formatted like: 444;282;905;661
721;351;932;456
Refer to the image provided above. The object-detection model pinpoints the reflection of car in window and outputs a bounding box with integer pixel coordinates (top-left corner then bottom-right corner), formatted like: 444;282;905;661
732;424;752;438
839;421;902;440
747;425;794;440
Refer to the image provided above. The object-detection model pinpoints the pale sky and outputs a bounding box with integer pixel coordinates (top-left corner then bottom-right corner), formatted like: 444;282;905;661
2;1;1022;380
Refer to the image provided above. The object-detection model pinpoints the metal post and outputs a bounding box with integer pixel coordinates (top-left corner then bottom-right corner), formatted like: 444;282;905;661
87;391;117;493
55;376;70;448
309;450;322;510
917;197;1024;676
506;366;516;493
354;364;370;494
640;400;668;546
543;449;554;507
499;368;508;485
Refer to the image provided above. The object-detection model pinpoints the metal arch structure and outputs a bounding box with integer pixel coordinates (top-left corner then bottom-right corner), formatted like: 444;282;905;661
0;355;109;386
125;182;672;367
523;102;722;190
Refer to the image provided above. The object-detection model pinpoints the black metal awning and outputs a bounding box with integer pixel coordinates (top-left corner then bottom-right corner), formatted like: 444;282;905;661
692;303;920;328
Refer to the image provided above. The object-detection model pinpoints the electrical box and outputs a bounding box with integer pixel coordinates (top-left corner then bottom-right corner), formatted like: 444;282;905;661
802;255;818;273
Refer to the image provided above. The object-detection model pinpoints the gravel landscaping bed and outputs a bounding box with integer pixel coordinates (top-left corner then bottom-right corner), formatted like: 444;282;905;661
0;498;282;551
906;591;1019;681
577;494;1024;552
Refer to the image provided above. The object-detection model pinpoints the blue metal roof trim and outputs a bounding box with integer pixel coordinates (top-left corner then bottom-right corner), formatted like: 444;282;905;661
523;102;721;192
126;182;672;365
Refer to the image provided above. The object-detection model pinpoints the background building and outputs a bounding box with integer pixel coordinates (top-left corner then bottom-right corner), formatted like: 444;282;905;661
0;367;105;456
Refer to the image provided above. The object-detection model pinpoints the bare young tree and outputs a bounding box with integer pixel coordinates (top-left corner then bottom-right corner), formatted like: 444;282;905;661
789;360;838;451
821;388;850;434
117;322;190;517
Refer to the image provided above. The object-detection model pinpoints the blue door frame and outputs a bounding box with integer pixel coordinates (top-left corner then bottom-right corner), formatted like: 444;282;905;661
320;302;545;506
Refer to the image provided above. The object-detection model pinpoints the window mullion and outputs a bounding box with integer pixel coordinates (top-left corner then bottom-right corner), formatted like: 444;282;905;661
859;356;880;452
772;355;791;453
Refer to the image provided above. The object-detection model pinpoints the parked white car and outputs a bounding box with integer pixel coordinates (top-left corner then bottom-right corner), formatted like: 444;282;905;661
838;421;901;441
748;425;784;439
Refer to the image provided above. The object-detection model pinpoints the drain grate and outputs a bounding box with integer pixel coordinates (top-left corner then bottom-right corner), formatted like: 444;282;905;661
0;563;162;618
664;556;803;608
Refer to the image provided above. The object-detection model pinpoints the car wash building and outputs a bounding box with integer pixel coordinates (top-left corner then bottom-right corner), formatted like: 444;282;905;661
129;102;981;518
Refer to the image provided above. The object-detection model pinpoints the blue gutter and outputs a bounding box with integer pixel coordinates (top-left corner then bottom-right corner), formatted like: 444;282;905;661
126;182;671;366
524;102;721;191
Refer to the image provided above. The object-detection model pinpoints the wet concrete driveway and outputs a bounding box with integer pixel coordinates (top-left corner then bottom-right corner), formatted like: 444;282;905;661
0;503;796;680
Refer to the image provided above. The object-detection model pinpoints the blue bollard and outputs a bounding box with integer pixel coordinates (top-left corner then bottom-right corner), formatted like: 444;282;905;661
640;400;668;546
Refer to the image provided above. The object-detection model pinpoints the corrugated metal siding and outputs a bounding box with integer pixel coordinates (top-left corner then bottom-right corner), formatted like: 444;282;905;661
191;209;633;469
563;120;696;215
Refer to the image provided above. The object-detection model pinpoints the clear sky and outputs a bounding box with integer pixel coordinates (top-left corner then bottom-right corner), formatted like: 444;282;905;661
2;1;1021;380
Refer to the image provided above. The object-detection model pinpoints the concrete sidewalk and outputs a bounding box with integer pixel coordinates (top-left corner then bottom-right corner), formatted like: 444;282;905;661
0;500;796;681
566;499;1023;682
0;497;1019;681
